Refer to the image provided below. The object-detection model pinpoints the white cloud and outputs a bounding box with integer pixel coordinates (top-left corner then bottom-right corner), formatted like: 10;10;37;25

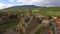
17;0;23;2
16;0;52;6
16;0;44;5
0;2;13;9
46;5;54;7
8;0;15;2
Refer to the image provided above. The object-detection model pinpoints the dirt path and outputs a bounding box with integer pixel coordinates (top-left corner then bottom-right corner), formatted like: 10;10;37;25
29;24;41;34
3;29;17;34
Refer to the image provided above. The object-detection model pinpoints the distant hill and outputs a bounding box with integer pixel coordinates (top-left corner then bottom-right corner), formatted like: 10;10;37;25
0;5;46;13
1;5;39;10
0;5;60;15
42;7;60;11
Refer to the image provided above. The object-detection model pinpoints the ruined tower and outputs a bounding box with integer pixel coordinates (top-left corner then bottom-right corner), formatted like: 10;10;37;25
15;9;37;34
25;9;32;17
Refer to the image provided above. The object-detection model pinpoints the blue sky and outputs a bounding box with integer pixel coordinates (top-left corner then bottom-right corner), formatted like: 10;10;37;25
0;0;60;9
0;0;24;5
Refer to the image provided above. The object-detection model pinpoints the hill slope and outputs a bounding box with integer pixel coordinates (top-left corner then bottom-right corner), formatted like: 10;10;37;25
0;5;60;16
0;5;46;12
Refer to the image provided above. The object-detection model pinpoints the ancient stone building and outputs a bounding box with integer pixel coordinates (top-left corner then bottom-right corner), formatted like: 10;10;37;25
16;15;38;34
15;9;39;34
0;17;3;24
56;18;60;30
5;11;11;18
16;14;28;34
25;9;32;17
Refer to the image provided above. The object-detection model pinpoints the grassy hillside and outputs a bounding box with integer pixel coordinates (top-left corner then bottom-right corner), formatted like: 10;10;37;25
0;5;41;14
32;7;60;16
0;5;60;16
